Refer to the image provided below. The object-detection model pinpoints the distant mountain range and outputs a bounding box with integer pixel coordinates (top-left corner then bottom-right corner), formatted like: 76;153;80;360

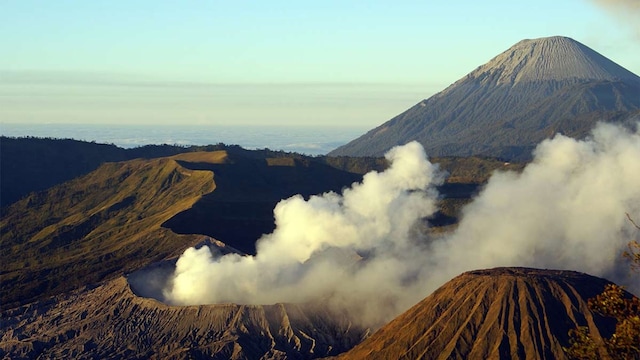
329;36;640;160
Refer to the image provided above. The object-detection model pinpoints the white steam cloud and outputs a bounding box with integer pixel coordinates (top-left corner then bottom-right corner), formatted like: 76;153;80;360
163;123;640;327
164;142;444;325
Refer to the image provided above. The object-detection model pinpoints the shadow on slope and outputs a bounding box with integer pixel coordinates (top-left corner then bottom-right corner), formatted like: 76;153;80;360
0;156;216;308
1;144;524;310
0;136;218;208
162;157;362;255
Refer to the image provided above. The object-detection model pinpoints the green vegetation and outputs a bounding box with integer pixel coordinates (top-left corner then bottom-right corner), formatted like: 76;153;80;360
163;153;364;255
565;217;640;359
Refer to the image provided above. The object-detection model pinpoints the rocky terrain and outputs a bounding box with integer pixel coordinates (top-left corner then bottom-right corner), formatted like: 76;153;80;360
2;267;630;359
340;267;623;360
0;138;539;359
0;275;368;359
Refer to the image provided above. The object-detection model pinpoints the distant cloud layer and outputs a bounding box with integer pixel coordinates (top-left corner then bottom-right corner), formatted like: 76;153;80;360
162;122;640;327
0;70;430;128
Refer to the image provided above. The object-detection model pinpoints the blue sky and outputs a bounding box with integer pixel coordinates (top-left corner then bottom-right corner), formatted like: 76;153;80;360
1;0;639;127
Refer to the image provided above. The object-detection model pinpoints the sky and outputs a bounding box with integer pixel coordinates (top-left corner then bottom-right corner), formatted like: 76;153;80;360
1;0;639;128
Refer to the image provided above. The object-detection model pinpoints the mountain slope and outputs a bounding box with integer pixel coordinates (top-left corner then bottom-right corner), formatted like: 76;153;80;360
0;149;366;308
340;268;626;360
329;36;640;160
162;155;363;255
0;137;127;207
0;136;220;208
0;153;219;308
455;36;638;85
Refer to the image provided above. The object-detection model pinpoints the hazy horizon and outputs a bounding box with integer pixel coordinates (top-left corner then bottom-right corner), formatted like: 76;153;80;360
0;122;369;155
2;0;639;129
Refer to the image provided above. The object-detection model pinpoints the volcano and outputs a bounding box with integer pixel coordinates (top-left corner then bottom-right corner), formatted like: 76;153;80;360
0;275;369;359
339;267;624;360
2;267;630;359
329;36;640;160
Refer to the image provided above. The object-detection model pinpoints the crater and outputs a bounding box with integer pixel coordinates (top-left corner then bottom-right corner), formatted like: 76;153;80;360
126;258;176;302
126;236;243;303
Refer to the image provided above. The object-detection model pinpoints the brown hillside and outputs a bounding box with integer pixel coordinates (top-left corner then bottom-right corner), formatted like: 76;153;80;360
0;154;219;308
1;144;523;310
0;150;366;308
0;276;368;359
340;267;622;360
162;155;363;255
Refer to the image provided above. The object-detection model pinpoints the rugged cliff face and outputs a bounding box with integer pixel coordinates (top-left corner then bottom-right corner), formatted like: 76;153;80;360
0;276;369;360
340;267;623;360
329;36;640;160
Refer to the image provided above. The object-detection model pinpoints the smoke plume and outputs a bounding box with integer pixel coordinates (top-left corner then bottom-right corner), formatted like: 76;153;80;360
590;0;640;39
163;122;640;327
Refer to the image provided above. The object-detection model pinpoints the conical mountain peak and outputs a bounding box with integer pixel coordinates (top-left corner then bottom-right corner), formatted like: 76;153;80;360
341;267;624;360
462;36;639;86
329;36;640;160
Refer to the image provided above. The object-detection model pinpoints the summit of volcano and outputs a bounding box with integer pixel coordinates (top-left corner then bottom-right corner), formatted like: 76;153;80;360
329;36;640;160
